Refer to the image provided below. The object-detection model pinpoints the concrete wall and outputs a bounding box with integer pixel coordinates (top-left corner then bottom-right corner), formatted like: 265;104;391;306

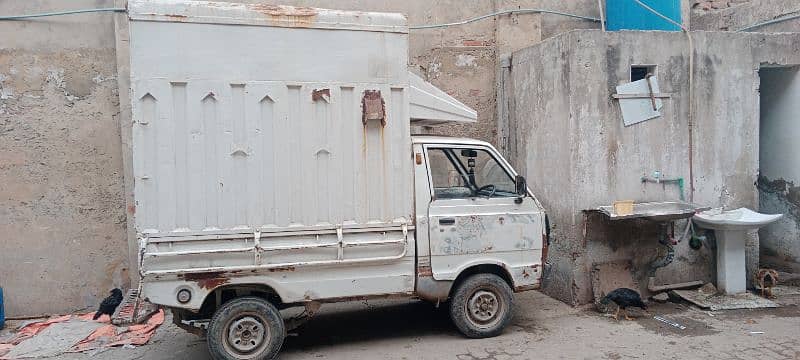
0;0;603;316
758;67;800;272
0;0;130;317
692;0;800;32
508;30;800;304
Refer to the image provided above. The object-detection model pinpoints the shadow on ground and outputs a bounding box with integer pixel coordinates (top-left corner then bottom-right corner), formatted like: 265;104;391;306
284;300;458;350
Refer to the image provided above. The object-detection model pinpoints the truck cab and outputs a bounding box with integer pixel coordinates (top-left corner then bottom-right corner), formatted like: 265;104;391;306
126;1;547;359
411;136;546;302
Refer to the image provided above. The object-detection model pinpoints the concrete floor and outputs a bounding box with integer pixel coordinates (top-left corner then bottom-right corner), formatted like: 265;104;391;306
51;291;800;360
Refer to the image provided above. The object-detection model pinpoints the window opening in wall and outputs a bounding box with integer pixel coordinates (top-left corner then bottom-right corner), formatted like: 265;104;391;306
631;65;657;82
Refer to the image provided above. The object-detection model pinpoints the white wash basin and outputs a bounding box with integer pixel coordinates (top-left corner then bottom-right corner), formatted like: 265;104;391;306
692;208;782;295
693;208;782;231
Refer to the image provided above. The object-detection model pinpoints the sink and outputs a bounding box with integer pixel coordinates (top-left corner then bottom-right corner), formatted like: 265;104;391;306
692;207;783;231
597;201;710;221
693;208;783;295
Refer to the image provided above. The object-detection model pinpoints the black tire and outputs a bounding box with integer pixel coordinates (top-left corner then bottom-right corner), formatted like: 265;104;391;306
449;273;513;338
207;297;285;360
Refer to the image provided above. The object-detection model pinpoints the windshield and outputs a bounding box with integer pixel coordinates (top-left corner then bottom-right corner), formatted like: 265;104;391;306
428;147;516;199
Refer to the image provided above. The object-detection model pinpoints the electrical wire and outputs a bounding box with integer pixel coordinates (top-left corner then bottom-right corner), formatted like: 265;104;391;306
0;8;125;20
737;13;800;32
409;8;601;30
631;0;695;203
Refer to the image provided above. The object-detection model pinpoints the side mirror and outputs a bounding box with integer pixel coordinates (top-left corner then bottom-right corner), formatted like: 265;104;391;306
515;175;527;196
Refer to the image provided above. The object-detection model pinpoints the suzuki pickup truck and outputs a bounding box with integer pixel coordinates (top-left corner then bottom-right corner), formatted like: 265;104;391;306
127;1;547;359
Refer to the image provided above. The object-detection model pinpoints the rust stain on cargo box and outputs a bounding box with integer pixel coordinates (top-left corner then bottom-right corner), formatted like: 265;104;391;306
251;4;317;27
180;271;230;290
267;265;296;272
164;14;188;21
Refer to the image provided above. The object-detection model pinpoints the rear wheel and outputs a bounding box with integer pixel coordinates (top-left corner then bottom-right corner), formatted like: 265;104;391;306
207;297;285;360
449;273;513;338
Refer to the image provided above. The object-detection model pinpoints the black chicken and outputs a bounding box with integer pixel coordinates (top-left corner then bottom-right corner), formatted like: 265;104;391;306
93;288;124;320
600;288;647;321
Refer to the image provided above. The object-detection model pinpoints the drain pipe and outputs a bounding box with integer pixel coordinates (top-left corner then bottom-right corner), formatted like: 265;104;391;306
647;222;704;292
631;0;695;203
597;0;606;31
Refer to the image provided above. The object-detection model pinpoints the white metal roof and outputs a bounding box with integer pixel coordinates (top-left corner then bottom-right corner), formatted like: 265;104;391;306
128;0;408;33
411;135;491;147
409;72;478;126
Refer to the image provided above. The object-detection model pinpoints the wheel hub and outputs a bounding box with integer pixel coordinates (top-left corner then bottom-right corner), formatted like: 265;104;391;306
227;317;266;353
468;290;500;324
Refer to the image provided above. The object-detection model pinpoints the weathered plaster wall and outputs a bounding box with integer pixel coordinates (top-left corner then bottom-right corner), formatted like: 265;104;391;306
509;30;800;304
692;0;800;32
0;0;130;317
758;67;800;272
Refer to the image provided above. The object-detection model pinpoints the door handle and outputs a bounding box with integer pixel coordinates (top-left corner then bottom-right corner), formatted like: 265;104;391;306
439;218;456;225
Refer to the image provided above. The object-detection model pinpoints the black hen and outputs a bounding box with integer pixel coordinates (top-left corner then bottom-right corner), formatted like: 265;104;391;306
93;288;124;320
600;288;647;321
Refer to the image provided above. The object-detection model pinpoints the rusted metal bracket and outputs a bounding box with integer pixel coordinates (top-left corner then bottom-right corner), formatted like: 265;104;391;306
362;90;386;126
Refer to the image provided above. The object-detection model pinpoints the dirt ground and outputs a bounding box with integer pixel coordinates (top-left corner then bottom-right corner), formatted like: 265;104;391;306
13;290;800;360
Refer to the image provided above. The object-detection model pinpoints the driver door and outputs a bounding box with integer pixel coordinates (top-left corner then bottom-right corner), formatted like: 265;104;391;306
425;145;544;281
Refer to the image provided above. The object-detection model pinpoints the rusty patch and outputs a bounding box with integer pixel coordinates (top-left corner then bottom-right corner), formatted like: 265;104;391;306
316;292;411;304
250;4;317;17
312;88;330;102
267;265;296;272
164;14;188;21
250;4;317;27
180;271;230;290
362;90;386;126
127;204;136;215
515;284;540;292
418;265;433;277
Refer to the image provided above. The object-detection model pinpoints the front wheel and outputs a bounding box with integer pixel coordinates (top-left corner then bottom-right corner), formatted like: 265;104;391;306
449;273;514;338
207;297;285;360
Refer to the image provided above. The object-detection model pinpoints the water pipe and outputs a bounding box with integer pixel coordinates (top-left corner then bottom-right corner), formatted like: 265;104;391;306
737;13;800;32
409;8;600;29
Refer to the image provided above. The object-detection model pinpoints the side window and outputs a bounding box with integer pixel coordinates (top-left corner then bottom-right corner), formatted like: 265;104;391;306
427;147;516;199
428;149;472;199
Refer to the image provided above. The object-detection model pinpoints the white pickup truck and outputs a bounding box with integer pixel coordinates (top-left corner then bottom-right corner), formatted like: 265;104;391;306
127;1;547;359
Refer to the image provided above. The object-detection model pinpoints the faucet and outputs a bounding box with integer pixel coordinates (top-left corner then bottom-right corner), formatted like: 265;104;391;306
641;170;685;201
